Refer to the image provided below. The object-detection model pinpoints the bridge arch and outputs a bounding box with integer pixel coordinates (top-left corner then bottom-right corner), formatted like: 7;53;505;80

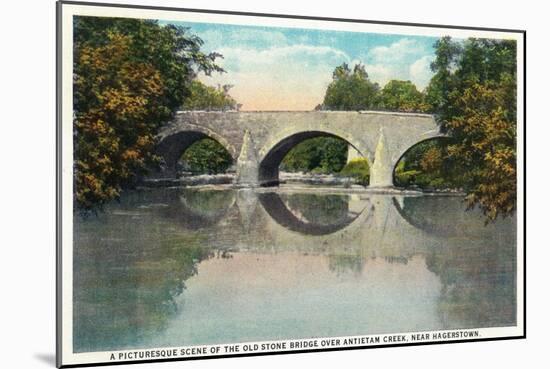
156;126;238;176
257;129;370;186
391;136;450;187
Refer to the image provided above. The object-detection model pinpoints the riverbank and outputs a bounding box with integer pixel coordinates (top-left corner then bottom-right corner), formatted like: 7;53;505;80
140;172;464;197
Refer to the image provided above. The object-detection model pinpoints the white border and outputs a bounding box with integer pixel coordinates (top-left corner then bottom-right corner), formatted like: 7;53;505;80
58;2;525;366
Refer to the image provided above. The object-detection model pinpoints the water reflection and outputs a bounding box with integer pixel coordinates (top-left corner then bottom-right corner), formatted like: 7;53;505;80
161;189;236;229
73;187;516;352
74;222;214;351
258;192;365;235
426;237;516;329
394;196;495;237
327;254;366;276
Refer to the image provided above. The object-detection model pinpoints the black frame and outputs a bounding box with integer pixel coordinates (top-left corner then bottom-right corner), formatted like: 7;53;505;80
56;1;527;367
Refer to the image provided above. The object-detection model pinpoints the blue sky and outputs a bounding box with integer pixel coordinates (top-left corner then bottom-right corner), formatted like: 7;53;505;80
161;20;439;110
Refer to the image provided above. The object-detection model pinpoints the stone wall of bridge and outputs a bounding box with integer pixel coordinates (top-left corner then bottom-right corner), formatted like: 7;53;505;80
154;110;443;187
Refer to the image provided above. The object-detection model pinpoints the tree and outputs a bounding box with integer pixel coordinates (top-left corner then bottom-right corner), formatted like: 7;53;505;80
182;80;240;111
394;139;461;190
424;36;462;115
73;17;223;210
425;37;517;220
180;138;233;174
446;78;517;220
379;80;429;113
280;137;348;174
321;63;381;110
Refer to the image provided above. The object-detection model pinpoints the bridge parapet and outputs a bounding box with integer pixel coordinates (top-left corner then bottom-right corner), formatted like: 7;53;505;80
155;111;443;187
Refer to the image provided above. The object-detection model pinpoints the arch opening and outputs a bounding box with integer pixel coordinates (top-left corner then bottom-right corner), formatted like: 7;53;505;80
258;131;369;187
180;138;233;175
392;137;459;190
156;131;235;178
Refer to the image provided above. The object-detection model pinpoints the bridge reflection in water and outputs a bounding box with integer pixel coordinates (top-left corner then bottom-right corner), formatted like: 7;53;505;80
73;186;516;353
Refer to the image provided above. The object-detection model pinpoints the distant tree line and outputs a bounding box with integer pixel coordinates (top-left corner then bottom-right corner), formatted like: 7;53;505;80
317;63;429;113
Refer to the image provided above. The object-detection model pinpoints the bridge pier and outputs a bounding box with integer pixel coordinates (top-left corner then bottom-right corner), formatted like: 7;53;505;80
235;129;261;186
346;145;363;163
369;128;395;187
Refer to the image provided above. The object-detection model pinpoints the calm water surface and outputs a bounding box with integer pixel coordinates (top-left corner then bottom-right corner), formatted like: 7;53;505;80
73;186;516;352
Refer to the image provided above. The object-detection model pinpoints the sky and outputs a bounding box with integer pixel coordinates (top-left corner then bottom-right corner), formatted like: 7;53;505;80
162;20;440;111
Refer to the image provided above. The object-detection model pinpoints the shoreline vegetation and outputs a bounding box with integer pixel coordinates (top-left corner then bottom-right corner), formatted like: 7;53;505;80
73;18;517;221
140;172;465;196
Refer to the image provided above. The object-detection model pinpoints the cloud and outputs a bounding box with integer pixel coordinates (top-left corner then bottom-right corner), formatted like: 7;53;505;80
368;38;424;64
362;38;435;89
197;36;436;110
200;44;350;110
409;55;434;90
199;28;289;51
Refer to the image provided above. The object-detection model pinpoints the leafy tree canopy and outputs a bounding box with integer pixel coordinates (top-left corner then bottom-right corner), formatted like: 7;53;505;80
182;80;240;111
321;63;381;110
425;37;517;220
379;80;429;113
319;63;428;113
281;137;348;174
73;17;224;210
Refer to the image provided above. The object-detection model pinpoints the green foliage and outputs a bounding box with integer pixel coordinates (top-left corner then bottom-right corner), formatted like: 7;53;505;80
394;140;462;189
340;158;370;186
320;63;430;113
425;37;516;126
280;137;348;174
180;138;233;174
425;37;517;220
424;36;463;114
379;80;430;113
182;80;239;111
321;63;381;110
394;169;422;187
73;17;224;210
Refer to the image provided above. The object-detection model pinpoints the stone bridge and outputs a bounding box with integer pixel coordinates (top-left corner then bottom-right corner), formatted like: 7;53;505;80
155;111;443;187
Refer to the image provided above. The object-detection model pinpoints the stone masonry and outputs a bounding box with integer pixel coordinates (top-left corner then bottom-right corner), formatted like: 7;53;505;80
154;110;443;187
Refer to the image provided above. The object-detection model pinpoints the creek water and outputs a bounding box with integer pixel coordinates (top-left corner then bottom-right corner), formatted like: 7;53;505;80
73;185;516;352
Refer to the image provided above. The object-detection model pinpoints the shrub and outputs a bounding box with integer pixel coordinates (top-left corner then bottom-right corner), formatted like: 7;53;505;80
340;158;370;186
